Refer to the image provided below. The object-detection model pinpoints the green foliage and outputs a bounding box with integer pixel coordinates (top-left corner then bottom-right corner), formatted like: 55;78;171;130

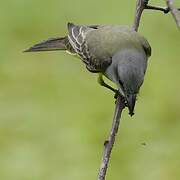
0;0;180;180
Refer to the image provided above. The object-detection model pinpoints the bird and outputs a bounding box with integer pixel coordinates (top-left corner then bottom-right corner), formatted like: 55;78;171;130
24;23;151;116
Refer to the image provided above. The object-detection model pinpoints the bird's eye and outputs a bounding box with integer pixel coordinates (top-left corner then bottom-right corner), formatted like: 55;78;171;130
119;79;124;89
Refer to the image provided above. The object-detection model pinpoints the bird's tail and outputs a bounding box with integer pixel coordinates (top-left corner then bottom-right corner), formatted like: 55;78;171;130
24;37;68;52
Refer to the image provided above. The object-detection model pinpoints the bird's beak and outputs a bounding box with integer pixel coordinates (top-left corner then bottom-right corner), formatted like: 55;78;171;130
23;37;66;52
126;94;136;116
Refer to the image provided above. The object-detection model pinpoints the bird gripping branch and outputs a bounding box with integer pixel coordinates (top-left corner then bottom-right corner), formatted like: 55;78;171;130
25;23;151;116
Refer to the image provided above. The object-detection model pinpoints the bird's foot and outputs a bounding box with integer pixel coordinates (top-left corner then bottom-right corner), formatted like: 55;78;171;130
114;91;127;105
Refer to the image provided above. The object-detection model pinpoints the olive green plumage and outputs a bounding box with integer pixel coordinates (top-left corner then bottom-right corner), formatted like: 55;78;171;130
25;22;151;116
85;25;151;59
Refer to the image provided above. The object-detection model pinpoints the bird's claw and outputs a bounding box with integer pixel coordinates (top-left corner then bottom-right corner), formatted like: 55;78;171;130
114;90;127;106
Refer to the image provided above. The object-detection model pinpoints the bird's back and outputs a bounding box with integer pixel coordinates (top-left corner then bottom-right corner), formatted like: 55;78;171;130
85;25;151;60
66;23;151;73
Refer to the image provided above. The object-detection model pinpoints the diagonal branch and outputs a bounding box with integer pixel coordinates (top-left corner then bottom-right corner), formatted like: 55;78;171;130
132;0;146;31
97;1;143;179
97;96;125;180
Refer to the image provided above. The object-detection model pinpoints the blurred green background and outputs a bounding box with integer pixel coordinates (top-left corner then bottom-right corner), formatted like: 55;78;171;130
0;0;180;180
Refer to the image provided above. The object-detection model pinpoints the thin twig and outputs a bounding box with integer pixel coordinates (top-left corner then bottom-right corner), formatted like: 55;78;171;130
97;96;125;180
166;0;180;28
145;5;170;13
146;5;180;14
132;0;180;31
146;2;180;15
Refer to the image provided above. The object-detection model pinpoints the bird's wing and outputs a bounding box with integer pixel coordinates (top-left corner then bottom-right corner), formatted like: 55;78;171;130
137;35;152;57
67;23;112;72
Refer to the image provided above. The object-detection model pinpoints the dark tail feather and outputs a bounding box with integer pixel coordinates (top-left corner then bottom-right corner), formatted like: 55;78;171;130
24;37;68;52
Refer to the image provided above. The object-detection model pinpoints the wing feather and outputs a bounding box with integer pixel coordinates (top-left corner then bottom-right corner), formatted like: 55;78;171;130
67;22;112;72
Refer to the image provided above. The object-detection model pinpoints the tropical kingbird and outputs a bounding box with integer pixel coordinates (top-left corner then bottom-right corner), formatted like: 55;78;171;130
25;23;151;116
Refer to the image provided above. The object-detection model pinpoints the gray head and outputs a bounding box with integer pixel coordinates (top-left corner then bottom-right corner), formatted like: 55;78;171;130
117;59;146;116
105;49;147;116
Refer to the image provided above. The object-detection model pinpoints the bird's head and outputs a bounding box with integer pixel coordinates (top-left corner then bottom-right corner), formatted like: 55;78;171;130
117;61;145;116
114;50;146;116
